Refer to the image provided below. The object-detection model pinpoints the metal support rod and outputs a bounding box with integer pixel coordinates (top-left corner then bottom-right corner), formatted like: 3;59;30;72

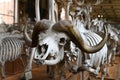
82;71;84;80
14;0;18;23
49;0;55;22
35;0;40;21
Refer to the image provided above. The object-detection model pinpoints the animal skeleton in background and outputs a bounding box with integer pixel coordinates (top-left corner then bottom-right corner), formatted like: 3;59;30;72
91;18;106;32
64;20;108;80
116;30;120;55
72;0;103;5
91;18;119;66
107;24;119;66
0;37;26;79
55;0;103;19
0;23;10;32
58;5;109;79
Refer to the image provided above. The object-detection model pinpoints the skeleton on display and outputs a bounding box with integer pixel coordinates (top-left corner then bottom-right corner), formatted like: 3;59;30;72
64;6;109;80
54;1;109;80
107;24;119;66
116;30;120;55
0;20;31;80
0;22;20;34
21;0;109;80
0;36;27;79
55;0;103;19
23;19;108;80
0;23;9;32
22;20;68;80
90;18;105;32
91;18;119;66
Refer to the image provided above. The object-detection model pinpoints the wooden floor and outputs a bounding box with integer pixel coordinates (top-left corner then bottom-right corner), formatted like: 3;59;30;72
0;55;120;80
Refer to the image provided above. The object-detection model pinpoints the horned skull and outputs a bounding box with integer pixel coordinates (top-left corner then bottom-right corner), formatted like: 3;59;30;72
24;19;108;66
24;19;70;65
34;31;69;65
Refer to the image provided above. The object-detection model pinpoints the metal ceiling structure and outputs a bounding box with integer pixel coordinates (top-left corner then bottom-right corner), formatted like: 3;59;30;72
91;0;120;23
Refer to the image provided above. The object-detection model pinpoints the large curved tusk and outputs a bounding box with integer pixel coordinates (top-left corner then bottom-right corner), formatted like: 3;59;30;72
52;20;108;53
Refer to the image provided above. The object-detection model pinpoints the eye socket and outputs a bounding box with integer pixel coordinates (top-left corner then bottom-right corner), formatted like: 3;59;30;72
59;37;66;45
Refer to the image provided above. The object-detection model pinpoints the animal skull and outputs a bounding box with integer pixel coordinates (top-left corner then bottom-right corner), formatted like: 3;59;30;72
33;30;69;65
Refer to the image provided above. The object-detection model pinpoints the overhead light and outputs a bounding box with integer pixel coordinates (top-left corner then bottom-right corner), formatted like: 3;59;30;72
98;14;103;18
101;15;103;18
98;15;100;17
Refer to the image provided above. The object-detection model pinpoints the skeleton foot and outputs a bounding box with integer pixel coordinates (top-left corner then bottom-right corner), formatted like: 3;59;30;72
106;72;110;77
111;62;114;66
93;70;99;76
48;71;55;79
1;75;6;80
69;66;78;73
59;73;66;80
82;64;98;76
19;71;32;80
88;77;92;80
19;74;26;80
60;76;66;80
1;76;6;80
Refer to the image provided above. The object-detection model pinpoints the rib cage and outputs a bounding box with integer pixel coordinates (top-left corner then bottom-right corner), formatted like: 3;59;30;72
0;37;25;62
84;32;102;46
84;32;107;66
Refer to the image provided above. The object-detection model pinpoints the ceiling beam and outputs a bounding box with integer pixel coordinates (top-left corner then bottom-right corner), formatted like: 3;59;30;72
93;8;120;10
111;6;118;19
108;0;112;3
99;6;109;18
92;4;120;6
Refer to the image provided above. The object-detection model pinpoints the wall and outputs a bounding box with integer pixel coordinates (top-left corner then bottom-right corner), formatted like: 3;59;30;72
0;0;14;24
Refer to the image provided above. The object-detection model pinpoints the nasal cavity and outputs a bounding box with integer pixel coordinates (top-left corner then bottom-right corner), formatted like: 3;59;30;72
38;44;48;54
